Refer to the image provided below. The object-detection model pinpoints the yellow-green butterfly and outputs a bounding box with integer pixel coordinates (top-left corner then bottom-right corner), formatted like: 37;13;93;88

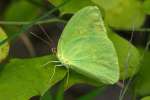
55;6;119;84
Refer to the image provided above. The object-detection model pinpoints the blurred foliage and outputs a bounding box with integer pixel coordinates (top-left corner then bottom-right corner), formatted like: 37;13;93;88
143;0;150;15
49;0;94;14
49;0;146;29
0;27;9;62
141;96;150;100
3;0;41;37
105;0;145;29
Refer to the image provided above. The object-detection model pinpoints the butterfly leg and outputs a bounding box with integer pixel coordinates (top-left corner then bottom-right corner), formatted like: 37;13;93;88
49;65;57;82
42;60;61;67
41;61;52;67
49;64;64;82
51;60;61;63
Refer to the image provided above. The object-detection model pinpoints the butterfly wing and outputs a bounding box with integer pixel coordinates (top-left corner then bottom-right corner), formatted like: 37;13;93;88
57;6;119;84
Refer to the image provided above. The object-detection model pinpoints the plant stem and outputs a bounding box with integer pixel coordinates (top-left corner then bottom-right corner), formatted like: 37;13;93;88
120;28;150;32
0;18;66;25
134;28;150;32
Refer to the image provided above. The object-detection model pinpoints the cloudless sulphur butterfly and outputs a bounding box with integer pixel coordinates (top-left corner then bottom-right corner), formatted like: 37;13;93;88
56;6;119;84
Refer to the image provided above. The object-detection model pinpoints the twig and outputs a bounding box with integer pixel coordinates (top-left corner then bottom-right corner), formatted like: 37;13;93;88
0;18;66;25
120;28;150;32
20;33;36;57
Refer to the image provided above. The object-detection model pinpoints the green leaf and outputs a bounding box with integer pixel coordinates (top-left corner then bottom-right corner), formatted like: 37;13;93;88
0;56;66;100
105;0;145;29
0;55;102;100
108;30;140;79
40;88;52;100
141;96;150;100
3;0;41;36
4;1;40;21
0;27;9;62
78;87;106;100
55;80;65;100
91;0;122;10
143;0;150;15
48;0;94;14
133;49;150;96
49;0;145;29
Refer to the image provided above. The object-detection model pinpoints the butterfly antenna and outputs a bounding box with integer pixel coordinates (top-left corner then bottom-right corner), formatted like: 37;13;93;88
119;25;135;100
38;24;57;54
38;24;54;43
30;32;50;47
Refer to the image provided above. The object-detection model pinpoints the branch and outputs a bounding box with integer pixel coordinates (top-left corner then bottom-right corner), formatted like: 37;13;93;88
0;18;66;25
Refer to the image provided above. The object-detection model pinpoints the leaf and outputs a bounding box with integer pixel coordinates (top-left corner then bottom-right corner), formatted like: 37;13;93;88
133;49;150;96
141;96;150;100
48;0;94;14
0;56;66;100
4;1;40;21
40;88;52;100
49;0;145;29
3;0;41;36
91;0;122;10
143;0;150;15
55;80;65;100
0;55;102;100
0;27;9;62
78;87;106;100
105;0;145;29
108;30;140;79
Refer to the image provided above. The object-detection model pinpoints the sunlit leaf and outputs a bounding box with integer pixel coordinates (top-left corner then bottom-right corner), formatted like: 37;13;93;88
0;27;9;62
91;0;122;10
48;0;94;14
105;0;145;29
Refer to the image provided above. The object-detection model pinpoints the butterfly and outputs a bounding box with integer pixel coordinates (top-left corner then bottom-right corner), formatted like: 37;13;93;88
55;6;119;84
